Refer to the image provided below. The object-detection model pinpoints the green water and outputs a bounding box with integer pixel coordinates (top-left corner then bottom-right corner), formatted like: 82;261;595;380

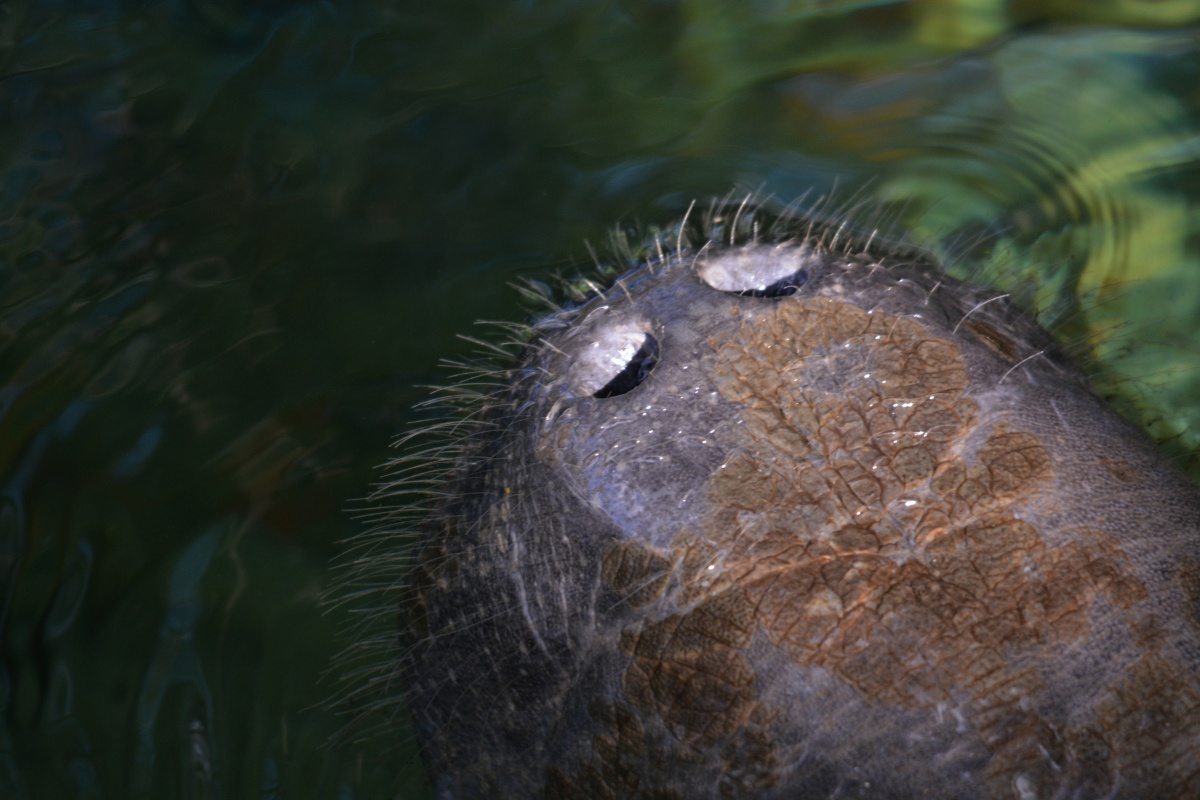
3;1;1200;798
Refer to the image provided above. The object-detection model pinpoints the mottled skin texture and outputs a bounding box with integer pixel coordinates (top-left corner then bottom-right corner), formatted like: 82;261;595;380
402;238;1200;799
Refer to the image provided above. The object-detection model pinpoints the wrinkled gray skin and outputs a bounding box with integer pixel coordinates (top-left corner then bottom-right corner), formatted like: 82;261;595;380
401;232;1200;799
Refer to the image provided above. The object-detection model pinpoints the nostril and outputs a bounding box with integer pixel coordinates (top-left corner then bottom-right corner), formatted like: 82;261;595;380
697;244;813;298
738;271;807;298
571;325;660;398
595;334;659;397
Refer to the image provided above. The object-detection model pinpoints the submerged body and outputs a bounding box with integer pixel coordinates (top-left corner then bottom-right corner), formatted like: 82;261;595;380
402;220;1200;798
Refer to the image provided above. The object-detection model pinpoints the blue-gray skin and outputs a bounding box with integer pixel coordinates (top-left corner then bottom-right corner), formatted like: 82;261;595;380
401;226;1200;798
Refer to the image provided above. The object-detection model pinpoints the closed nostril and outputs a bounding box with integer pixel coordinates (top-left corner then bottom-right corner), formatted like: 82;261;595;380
570;324;660;398
697;244;812;297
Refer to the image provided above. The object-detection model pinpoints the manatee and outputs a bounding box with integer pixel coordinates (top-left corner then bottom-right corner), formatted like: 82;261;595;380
397;207;1200;799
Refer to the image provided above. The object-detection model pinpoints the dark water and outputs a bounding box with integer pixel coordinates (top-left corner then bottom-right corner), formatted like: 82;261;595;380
3;2;1200;798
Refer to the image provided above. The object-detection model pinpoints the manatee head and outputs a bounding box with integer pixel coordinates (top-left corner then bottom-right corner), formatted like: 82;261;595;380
393;206;1200;799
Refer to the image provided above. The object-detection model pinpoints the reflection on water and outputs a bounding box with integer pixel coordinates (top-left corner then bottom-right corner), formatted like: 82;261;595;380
2;1;1199;798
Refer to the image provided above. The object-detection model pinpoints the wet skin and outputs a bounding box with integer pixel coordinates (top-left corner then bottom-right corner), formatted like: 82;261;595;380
402;235;1200;798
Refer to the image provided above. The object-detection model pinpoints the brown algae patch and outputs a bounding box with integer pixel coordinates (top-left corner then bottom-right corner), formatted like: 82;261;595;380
592;296;1198;796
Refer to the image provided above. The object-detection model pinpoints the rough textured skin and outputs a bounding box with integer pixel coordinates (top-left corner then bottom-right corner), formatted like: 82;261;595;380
401;231;1200;799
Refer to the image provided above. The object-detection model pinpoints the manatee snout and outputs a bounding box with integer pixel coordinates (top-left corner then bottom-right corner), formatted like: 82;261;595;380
399;218;1200;799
